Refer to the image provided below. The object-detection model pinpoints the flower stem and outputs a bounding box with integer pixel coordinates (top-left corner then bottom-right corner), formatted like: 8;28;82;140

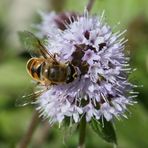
87;0;95;12
18;111;40;148
50;0;66;12
78;116;86;148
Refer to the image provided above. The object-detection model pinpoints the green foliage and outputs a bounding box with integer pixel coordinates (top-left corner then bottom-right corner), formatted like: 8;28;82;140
90;118;117;145
0;0;148;147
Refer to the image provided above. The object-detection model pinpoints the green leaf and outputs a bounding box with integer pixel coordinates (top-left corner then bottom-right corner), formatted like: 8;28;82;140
90;118;117;145
63;117;71;127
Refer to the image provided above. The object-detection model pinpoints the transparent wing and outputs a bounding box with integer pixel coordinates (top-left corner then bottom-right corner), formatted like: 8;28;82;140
18;31;58;63
18;31;41;57
15;85;46;107
15;94;32;107
16;91;42;107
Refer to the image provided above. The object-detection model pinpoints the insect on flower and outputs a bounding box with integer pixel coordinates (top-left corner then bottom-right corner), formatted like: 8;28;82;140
16;9;138;125
16;31;78;106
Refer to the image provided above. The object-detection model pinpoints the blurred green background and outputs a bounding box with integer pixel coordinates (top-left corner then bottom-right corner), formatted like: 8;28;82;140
0;0;148;147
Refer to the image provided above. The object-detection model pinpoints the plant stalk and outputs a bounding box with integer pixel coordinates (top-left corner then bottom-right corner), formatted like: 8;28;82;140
18;111;40;148
78;116;86;148
87;0;95;12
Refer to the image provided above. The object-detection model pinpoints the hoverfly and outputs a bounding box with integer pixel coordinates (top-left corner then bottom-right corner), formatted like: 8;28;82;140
16;31;78;106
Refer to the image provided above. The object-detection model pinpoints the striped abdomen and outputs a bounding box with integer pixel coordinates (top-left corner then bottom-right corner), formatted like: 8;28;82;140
26;58;45;84
26;58;78;85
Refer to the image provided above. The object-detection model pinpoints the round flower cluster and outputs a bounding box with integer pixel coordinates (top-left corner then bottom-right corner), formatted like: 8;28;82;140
36;10;137;124
36;11;77;37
